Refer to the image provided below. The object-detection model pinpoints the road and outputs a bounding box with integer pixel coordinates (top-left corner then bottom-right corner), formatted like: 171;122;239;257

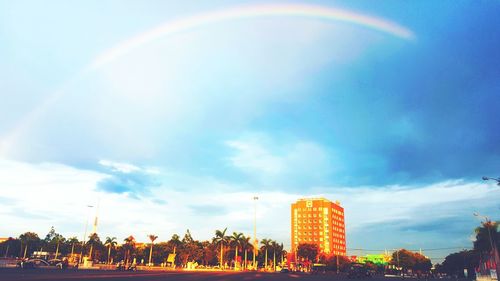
0;269;399;281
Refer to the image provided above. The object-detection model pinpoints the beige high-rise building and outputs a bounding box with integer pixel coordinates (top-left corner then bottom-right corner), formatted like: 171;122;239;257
291;198;346;256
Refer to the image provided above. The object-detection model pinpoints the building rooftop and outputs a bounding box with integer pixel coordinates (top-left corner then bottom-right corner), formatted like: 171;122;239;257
294;197;341;205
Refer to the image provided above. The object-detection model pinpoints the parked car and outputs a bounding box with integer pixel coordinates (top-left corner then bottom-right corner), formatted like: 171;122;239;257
348;264;371;278
17;259;35;269
280;268;290;273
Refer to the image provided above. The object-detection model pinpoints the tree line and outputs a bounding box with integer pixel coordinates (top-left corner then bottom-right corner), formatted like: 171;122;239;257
0;227;288;269
436;220;499;278
2;220;495;273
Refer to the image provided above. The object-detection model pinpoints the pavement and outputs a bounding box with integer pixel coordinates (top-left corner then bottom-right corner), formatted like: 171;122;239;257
0;268;401;281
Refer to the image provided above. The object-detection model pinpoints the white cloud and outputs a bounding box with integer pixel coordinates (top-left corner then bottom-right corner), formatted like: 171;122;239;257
225;134;333;184
323;180;500;229
1;157;498;259
0;158;106;238
99;159;141;174
226;140;285;175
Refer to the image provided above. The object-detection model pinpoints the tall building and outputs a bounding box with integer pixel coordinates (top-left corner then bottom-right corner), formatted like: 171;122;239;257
291;198;346;256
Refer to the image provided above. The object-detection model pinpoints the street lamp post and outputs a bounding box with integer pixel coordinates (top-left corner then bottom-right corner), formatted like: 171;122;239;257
253;196;258;270
474;212;499;281
80;205;94;266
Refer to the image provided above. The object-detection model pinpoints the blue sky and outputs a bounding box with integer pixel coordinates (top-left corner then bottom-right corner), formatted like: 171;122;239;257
1;0;499;262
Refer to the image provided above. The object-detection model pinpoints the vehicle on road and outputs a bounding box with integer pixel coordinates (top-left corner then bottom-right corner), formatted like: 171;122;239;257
347;264;371;279
280;268;290;273
17;258;69;270
17;259;35;269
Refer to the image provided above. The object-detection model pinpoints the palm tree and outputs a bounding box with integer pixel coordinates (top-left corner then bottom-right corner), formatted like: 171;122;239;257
123;235;136;265
277;243;286;266
87;233;100;260
230;232;243;270
260;238;272;270
19;232;39;259
54;236;61;260
240;236;252;270
271;240;279;271
212;228;229;269
67;237;79;258
148;234;158;266
104;237;117;264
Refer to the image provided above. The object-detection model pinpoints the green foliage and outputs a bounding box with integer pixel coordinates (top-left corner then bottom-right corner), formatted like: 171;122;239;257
321;254;351;272
105;237;117;247
200;240;218;265
212;228;229;266
439;250;479;278
0;237;20;258
230;232;243;250
473;220;500;254
391;249;432;272
297;243;319;262
148;234;158;243
122;235;136;264
19;231;41;257
177;229;203;265
3;228;284;269
182;230;193;244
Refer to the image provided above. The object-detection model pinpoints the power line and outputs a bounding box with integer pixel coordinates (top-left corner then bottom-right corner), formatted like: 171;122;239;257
347;246;472;252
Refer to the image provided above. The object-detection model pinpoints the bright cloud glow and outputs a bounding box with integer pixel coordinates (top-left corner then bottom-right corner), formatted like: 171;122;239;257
99;159;141;174
1;157;497;260
226;134;333;185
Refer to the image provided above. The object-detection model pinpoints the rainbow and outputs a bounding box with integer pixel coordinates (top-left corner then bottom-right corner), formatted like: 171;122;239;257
0;4;415;157
88;3;415;70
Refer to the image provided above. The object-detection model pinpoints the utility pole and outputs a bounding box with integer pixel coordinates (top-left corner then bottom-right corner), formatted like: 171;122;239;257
80;205;93;266
253;196;258;270
92;200;100;235
396;249;400;274
336;253;339;274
